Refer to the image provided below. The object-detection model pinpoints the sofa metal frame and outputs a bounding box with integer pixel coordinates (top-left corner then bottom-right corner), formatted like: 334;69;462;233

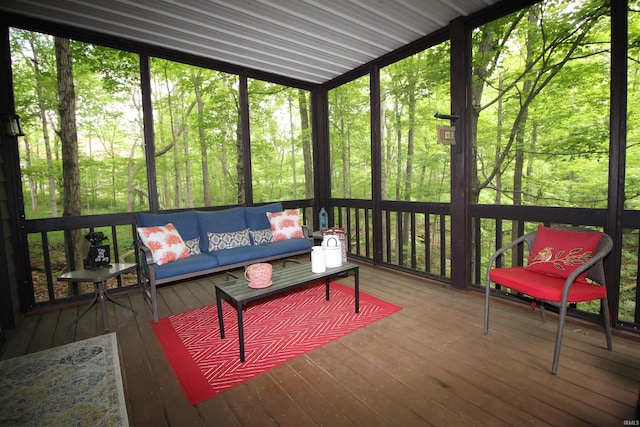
136;240;311;323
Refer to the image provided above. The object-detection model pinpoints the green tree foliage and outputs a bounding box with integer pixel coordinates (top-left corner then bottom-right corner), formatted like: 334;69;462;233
472;0;611;207
11;29;145;218
328;75;371;199
626;1;640;210
381;44;451;203
248;79;312;203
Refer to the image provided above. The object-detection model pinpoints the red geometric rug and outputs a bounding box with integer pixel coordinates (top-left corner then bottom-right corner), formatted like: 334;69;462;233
152;281;402;404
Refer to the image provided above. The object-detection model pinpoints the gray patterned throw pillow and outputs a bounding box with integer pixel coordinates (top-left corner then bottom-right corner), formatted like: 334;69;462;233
184;237;201;256
250;228;273;245
207;228;251;251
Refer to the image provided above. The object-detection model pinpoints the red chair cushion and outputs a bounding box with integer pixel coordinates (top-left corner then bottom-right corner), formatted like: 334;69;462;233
525;225;602;283
490;267;606;303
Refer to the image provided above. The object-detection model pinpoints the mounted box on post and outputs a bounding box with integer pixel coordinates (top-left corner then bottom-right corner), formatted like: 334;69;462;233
437;125;456;145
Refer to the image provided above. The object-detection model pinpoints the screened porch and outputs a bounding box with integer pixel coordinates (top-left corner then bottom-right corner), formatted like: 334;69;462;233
0;3;640;424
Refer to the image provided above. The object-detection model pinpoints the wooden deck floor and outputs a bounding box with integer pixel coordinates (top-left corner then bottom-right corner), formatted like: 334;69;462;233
2;260;640;426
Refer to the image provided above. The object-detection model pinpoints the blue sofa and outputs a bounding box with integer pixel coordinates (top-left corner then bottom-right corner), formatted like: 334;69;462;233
135;202;312;322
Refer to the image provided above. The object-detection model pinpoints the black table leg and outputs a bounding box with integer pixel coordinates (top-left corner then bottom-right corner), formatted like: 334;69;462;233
97;280;109;331
104;291;135;313
237;302;245;362
216;287;225;339
354;267;359;313
325;278;330;301
68;283;100;329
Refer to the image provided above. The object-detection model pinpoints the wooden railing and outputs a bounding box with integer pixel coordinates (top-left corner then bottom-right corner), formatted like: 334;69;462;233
330;199;640;333
22;212;140;309
331;199;451;281
20;197;640;334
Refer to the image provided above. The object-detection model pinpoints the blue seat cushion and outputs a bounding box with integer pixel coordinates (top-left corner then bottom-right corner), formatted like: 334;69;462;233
244;202;283;230
153;254;219;280
261;238;311;256
137;211;199;242
212;245;272;266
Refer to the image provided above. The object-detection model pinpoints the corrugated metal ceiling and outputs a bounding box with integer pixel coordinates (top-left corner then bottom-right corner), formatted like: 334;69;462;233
1;0;498;84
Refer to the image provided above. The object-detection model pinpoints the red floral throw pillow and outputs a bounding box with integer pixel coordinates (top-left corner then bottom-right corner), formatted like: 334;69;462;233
137;223;190;265
266;210;305;241
525;225;602;282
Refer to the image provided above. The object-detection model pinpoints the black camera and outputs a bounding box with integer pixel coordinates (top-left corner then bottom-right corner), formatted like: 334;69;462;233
83;231;111;269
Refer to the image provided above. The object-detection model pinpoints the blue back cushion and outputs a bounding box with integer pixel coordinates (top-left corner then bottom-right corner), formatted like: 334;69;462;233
244;202;283;231
196;208;247;252
136;211;199;241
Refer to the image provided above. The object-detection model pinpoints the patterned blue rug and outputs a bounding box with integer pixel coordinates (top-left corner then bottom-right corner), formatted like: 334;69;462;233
0;333;128;426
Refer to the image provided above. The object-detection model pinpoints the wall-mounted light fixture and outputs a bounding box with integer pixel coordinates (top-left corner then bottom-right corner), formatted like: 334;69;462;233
433;112;459;122
1;113;25;137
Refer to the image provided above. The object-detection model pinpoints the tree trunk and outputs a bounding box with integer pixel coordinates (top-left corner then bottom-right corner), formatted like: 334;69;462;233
298;89;313;199
513;8;535;208
55;36;82;271
27;36;57;217
394;101;402;200
193;72;211;206
22;134;38;212
182;96;193;208
469;11;526;205
494;74;503;205
469;27;495;205
235;97;244;205
127;87;144;212
341;118;349;198
162;64;181;208
380;86;388;199
289;96;297;196
402;88;417;259
511;8;535;251
126;141;138;212
526;123;537;204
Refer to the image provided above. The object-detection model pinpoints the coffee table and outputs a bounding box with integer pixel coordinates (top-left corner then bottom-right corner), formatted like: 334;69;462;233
215;261;359;362
58;262;137;331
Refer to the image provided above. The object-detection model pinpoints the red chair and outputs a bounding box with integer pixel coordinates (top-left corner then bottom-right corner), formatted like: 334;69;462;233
484;225;613;374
